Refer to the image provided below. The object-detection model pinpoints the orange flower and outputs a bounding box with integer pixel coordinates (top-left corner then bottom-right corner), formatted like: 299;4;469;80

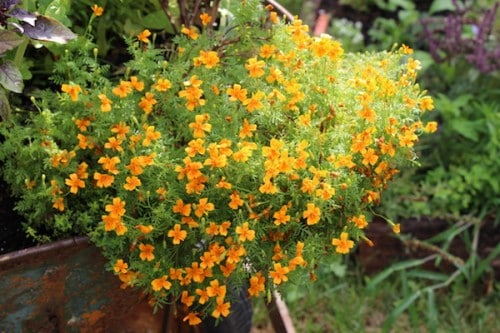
98;155;120;174
245;57;266;78
114;259;128;274
189;114;212;138
112;80;132;98
181;290;195;307
126;157;144;176
52;197;64;211
167;224;188;245
200;251;217;269
154;78;171;91
136;224;154;234
259;44;277;58
138;92;157;114
105;197;126;217
211;297;231;318
242;91;265;112
151;275;172;291
111;122;130;139
65;173;85;194
181;26;199;40
76;162;89;179
94;172;115;188
102;214;120;232
130;76;144;91
75;118;91;131
139;243;155;261
235;222;255;242
351;214;368;229
91;4;104;16
184;312;202;326
200;13;212;26
142;125;161;146
194;197;215;218
228;192;244;210
123;176;141;191
331;232;354;254
61;84;82;101
227;84;248;102
248;272;266;296
219;221;231;236
239;119;257;138
173;199;192;216
104;136;123;152
419;96;434;111
77;134;93;150
206;279;227;298
137;29;152;43
302;203;320;225
98;93;112;112
273;205;290;226
424;121;438;133
361;148;379;166
269;263;289;284
198;50;220;68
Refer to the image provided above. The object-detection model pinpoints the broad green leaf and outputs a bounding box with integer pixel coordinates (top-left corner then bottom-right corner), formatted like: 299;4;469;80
0;60;24;93
44;0;72;27
429;0;456;14
0;30;24;54
21;15;76;44
450;119;481;141
141;10;174;33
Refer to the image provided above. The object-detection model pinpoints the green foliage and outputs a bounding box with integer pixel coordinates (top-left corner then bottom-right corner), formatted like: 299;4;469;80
0;0;435;323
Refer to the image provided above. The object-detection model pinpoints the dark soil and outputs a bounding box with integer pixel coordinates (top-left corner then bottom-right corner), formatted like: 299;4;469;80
0;179;36;255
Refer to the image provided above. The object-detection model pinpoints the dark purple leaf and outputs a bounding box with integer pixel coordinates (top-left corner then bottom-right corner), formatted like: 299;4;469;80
20;15;76;43
0;60;23;93
0;30;23;53
0;0;19;12
8;8;37;26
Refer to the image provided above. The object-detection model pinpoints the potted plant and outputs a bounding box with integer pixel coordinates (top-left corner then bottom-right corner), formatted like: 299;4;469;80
0;0;436;330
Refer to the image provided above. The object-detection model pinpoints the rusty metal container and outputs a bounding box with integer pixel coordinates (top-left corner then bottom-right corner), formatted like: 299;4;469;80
0;236;166;332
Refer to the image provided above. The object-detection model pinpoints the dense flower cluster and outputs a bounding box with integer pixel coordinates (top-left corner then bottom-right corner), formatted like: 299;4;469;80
0;1;436;325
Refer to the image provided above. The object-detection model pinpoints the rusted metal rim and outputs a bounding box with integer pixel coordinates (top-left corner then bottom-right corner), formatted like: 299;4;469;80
0;236;89;267
264;0;295;22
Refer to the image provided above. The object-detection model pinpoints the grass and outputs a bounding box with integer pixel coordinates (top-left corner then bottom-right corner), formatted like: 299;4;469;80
251;256;500;333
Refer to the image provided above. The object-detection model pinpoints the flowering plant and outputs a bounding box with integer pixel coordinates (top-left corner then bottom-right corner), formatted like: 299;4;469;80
0;0;436;325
